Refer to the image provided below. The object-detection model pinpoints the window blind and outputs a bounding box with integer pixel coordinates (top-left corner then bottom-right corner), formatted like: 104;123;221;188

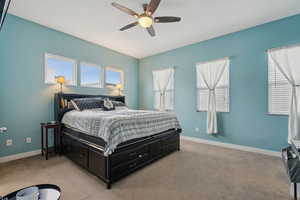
268;53;290;115
197;87;229;112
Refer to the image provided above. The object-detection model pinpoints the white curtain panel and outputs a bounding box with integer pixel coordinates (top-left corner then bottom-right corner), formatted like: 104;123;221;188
269;46;300;142
196;58;229;134
153;68;174;111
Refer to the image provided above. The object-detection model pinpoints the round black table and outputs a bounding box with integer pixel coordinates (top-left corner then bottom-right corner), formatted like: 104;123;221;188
1;184;61;200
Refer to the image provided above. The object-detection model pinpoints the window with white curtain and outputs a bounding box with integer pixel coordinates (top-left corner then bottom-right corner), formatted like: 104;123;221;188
196;58;230;112
268;52;290;115
268;45;300;142
152;68;174;111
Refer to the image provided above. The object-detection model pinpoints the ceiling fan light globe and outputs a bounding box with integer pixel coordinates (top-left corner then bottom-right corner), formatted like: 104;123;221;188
138;16;153;28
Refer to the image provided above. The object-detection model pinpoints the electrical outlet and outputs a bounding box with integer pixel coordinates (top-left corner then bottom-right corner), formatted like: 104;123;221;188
195;128;200;132
6;139;12;146
26;137;31;143
0;127;7;133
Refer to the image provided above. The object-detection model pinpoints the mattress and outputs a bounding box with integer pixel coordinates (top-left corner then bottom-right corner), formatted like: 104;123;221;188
61;108;181;155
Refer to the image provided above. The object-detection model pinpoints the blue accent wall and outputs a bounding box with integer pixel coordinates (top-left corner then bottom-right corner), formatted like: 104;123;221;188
1;13;300;158
0;15;139;157
139;14;300;152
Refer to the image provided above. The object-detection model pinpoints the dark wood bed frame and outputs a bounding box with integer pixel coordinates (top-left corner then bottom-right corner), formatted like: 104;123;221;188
54;93;181;189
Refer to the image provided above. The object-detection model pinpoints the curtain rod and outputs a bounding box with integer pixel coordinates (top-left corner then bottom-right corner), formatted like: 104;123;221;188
266;42;300;52
195;56;230;65
152;67;176;72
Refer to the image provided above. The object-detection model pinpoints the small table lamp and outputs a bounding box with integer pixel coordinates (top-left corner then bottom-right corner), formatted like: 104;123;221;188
56;76;65;93
116;83;123;96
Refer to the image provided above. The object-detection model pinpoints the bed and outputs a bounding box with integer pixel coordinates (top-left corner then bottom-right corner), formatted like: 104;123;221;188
54;93;181;189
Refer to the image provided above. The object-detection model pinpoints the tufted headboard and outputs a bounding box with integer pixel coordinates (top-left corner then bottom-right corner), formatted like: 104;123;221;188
54;93;125;122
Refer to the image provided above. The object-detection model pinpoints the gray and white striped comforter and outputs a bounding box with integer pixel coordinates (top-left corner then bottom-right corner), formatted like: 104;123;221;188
62;108;181;156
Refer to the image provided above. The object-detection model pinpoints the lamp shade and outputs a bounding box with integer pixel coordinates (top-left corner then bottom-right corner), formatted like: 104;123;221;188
116;83;123;89
56;76;65;84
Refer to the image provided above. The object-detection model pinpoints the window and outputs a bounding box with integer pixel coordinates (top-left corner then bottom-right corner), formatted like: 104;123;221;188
80;62;102;88
268;49;292;115
152;68;174;111
196;58;230;112
45;53;77;85
105;66;124;88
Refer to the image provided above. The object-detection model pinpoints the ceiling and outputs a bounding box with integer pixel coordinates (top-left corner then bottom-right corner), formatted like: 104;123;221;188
8;0;300;58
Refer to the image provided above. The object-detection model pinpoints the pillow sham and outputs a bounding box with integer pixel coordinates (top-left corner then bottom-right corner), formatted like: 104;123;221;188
71;97;104;111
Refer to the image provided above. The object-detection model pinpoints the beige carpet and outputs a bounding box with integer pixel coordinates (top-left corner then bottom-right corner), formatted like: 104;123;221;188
0;139;289;200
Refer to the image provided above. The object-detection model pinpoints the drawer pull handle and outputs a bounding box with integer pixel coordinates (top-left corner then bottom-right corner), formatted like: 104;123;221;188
129;152;137;157
138;154;142;158
129;163;137;168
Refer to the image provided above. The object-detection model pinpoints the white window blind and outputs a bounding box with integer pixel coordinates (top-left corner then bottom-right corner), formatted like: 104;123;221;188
153;68;174;111
196;58;230;112
268;52;290;115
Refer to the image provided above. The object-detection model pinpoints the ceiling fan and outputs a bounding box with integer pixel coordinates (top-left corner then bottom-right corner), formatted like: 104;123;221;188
112;0;181;37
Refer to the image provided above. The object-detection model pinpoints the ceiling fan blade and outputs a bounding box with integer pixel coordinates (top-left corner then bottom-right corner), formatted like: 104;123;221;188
120;22;138;31
154;16;181;23
146;26;156;37
112;2;139;17
146;0;161;15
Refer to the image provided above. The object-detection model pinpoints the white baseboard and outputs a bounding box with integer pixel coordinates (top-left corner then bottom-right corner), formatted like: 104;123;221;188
0;149;41;163
0;137;281;163
181;136;281;157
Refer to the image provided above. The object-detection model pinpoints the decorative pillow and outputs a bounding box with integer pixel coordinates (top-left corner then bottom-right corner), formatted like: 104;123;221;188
67;101;75;109
71;98;104;111
103;98;115;111
112;100;126;107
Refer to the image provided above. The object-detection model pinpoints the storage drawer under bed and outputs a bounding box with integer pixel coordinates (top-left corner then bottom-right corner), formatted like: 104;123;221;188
110;144;149;167
63;135;89;168
62;130;180;188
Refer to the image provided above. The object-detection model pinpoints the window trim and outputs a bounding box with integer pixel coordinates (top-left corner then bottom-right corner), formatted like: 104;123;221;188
44;53;77;86
105;66;124;89
80;61;103;88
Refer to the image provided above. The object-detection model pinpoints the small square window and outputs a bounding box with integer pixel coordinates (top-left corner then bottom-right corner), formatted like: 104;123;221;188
105;66;124;88
80;62;102;88
44;53;77;86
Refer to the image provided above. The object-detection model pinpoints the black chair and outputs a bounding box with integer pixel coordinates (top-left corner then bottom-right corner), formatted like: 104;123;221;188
282;143;300;200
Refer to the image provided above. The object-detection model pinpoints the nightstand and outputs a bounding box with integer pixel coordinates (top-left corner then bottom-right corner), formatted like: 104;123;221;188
40;122;61;160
